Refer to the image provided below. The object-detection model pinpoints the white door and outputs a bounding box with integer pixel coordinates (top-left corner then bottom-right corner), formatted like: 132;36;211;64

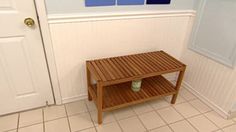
0;0;54;115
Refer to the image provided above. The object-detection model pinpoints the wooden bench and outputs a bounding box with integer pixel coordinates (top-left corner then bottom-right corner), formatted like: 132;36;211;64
86;51;186;124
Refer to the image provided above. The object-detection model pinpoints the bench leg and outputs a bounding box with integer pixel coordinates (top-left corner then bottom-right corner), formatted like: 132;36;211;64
87;67;92;101
171;70;185;104
97;82;103;124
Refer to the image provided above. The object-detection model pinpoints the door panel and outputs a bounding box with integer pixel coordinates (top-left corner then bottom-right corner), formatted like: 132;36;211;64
0;0;54;115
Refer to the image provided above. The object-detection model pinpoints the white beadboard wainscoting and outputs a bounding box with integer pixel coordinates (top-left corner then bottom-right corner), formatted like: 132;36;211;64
47;10;235;118
180;17;236;119
48;10;194;103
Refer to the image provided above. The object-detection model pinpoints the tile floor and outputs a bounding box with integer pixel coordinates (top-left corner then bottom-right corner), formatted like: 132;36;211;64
1;88;236;132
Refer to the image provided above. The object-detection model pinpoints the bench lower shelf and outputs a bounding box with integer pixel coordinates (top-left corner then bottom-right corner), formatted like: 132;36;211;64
88;75;177;111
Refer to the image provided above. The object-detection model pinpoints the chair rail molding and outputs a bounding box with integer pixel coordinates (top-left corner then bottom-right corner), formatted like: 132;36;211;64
47;10;196;24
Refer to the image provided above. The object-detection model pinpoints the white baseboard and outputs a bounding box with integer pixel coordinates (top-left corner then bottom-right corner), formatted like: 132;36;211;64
62;94;87;104
182;81;230;119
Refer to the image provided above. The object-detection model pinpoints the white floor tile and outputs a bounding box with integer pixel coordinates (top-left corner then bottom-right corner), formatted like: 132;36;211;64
138;111;165;130
69;112;94;132
132;103;153;115
148;98;170;110
119;116;146;132
169;120;197;132
80;127;97;132
165;95;186;104
85;100;97;111
173;102;200;118
19;109;43;127
44;105;66;121
188;115;218;132
149;126;172;132
222;124;236;132
45;118;70;132
0;113;18;132
18;123;43;132
204;111;234;128
96;122;122;132
113;107;136;120
189;99;212;113
65;100;88;116
179;89;197;101
90;111;116;125
157;107;184;124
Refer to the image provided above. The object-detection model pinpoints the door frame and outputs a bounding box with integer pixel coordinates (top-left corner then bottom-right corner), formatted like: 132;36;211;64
34;0;62;104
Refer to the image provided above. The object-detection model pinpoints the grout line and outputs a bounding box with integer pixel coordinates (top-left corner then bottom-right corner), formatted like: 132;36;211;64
202;114;220;130
88;95;189;126
172;93;234;132
43;105;68;123
183;97;221;131
170;102;202;132
67;110;90;118
17;122;44;129
42;108;45;132
154;108;174;132
148;98;171;131
43;116;68;123
112;108;128;132
75;126;96;132
112;111;124;132
113;107;137;121
203;112;234;130
17;110;44;129
131;106;148;131
84;100;97;132
114;118;124;132
16;113;20;132
64;104;72;132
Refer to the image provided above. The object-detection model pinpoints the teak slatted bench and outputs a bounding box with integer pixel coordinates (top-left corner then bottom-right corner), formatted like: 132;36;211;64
86;51;186;124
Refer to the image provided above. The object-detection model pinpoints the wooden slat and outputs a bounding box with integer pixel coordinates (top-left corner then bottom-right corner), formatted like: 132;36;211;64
129;55;151;73
155;53;180;69
111;58;132;77
122;56;143;75
87;51;185;82
160;51;185;67
94;61;112;81
142;53;167;71
149;52;175;69
99;60;117;80
116;57;138;76
107;59;125;78
125;55;146;74
135;54;158;72
99;75;177;110
90;61;106;81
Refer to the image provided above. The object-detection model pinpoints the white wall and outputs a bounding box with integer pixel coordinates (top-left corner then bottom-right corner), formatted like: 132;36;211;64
189;0;236;67
181;35;236;118
45;0;196;14
48;11;193;103
180;0;236;118
47;7;236;118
